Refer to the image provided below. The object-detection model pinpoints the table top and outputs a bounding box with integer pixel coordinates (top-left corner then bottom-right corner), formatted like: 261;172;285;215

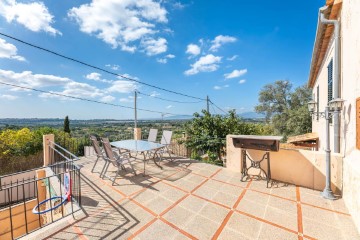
228;135;283;141
111;140;164;152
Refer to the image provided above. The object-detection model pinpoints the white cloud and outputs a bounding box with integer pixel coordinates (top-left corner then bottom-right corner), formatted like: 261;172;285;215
0;69;108;101
101;95;115;102
166;105;173;109
141;37;167;56
0;94;18;100
157;58;167;64
85;72;113;83
39;81;103;100
186;44;200;56
68;0;167;54
224;69;247;79
239;79;246;84
184;54;222;75
0;38;25;61
0;69;71;89
108;80;137;93
209;35;237;52
156;53;175;64
105;64;120;70
119;97;133;103
118;73;139;81
227;55;238;61
213;84;229;90
0;0;61;35
173;2;186;10
86;72;101;81
150;91;160;97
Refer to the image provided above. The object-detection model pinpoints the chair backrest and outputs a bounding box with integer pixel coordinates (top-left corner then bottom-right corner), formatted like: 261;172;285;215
101;138;117;165
160;130;173;145
90;136;102;156
148;129;158;142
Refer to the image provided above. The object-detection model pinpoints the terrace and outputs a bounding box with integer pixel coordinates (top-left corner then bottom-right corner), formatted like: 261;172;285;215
17;147;359;240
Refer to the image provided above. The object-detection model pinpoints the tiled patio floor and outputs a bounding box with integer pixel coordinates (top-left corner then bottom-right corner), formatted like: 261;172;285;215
28;155;360;240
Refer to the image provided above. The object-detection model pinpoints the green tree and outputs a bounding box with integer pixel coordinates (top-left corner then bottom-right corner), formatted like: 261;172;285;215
183;110;267;165
64;116;71;134
255;80;312;138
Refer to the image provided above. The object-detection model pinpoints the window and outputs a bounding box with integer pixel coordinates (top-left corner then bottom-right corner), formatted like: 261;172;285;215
317;85;320;121
328;59;333;103
357;98;360;150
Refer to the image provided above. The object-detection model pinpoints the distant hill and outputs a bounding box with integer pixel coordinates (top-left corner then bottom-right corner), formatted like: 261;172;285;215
238;112;265;119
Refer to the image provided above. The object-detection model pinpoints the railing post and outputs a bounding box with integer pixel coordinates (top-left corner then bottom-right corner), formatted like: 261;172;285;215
134;128;142;140
43;134;55;166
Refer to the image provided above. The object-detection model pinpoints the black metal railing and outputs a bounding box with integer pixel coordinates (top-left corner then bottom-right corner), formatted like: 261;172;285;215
0;142;82;240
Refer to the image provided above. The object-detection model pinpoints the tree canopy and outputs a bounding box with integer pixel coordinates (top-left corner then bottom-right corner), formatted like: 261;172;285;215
183;110;272;165
64;116;71;134
255;80;312;138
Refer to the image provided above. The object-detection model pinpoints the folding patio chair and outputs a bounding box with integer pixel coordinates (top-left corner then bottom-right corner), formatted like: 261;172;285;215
90;135;105;173
158;130;174;161
147;128;158;142
101;138;137;185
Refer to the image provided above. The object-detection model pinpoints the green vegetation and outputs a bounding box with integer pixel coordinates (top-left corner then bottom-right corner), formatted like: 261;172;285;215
0;127;55;175
64;116;71;134
255;80;312;139
183;110;272;166
0;88;310;174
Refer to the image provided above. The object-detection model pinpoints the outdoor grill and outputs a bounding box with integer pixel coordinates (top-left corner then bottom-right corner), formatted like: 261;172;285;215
231;135;283;187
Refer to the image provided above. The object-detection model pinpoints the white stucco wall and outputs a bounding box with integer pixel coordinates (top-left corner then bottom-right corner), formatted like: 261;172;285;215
311;0;360;233
311;38;335;151
339;0;360;233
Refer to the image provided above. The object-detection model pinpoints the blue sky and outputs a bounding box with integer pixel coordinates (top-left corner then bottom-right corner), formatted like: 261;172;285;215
0;0;323;120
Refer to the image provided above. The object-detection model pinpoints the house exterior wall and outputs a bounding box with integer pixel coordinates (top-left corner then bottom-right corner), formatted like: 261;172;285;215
311;0;360;233
339;0;360;232
311;38;335;151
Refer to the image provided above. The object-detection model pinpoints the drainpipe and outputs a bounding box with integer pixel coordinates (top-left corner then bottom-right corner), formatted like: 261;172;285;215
319;6;341;153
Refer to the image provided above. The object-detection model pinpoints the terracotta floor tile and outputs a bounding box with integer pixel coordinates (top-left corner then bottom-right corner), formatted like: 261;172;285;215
183;214;221;240
224;212;262;239
236;198;267;219
162;205;195;228
198;202;229;223
303;218;347;240
178;195;207;213
25;156;360;240
258;222;298;240
218;228;250;240
267;195;297;213
135;219;179;240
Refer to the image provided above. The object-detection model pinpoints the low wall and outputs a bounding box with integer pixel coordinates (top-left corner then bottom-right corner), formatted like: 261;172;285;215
226;135;343;194
0;171;37;205
0;199;40;239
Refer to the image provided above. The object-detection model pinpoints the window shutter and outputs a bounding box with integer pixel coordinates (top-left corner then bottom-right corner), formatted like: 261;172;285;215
357;98;360;150
317;85;320;121
328;60;333;103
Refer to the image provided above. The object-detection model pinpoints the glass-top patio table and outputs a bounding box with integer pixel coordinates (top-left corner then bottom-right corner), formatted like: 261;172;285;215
110;140;164;175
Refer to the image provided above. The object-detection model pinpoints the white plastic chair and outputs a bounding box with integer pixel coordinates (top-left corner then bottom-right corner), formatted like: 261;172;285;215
159;130;173;161
147;129;158;142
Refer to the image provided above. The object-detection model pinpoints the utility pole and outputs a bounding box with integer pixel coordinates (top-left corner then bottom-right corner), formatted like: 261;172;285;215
134;90;137;128
206;95;210;113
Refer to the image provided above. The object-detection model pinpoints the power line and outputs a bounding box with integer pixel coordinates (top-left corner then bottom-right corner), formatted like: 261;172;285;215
0;81;193;117
0;32;206;101
138;91;203;104
210;103;217;114
210;100;227;114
